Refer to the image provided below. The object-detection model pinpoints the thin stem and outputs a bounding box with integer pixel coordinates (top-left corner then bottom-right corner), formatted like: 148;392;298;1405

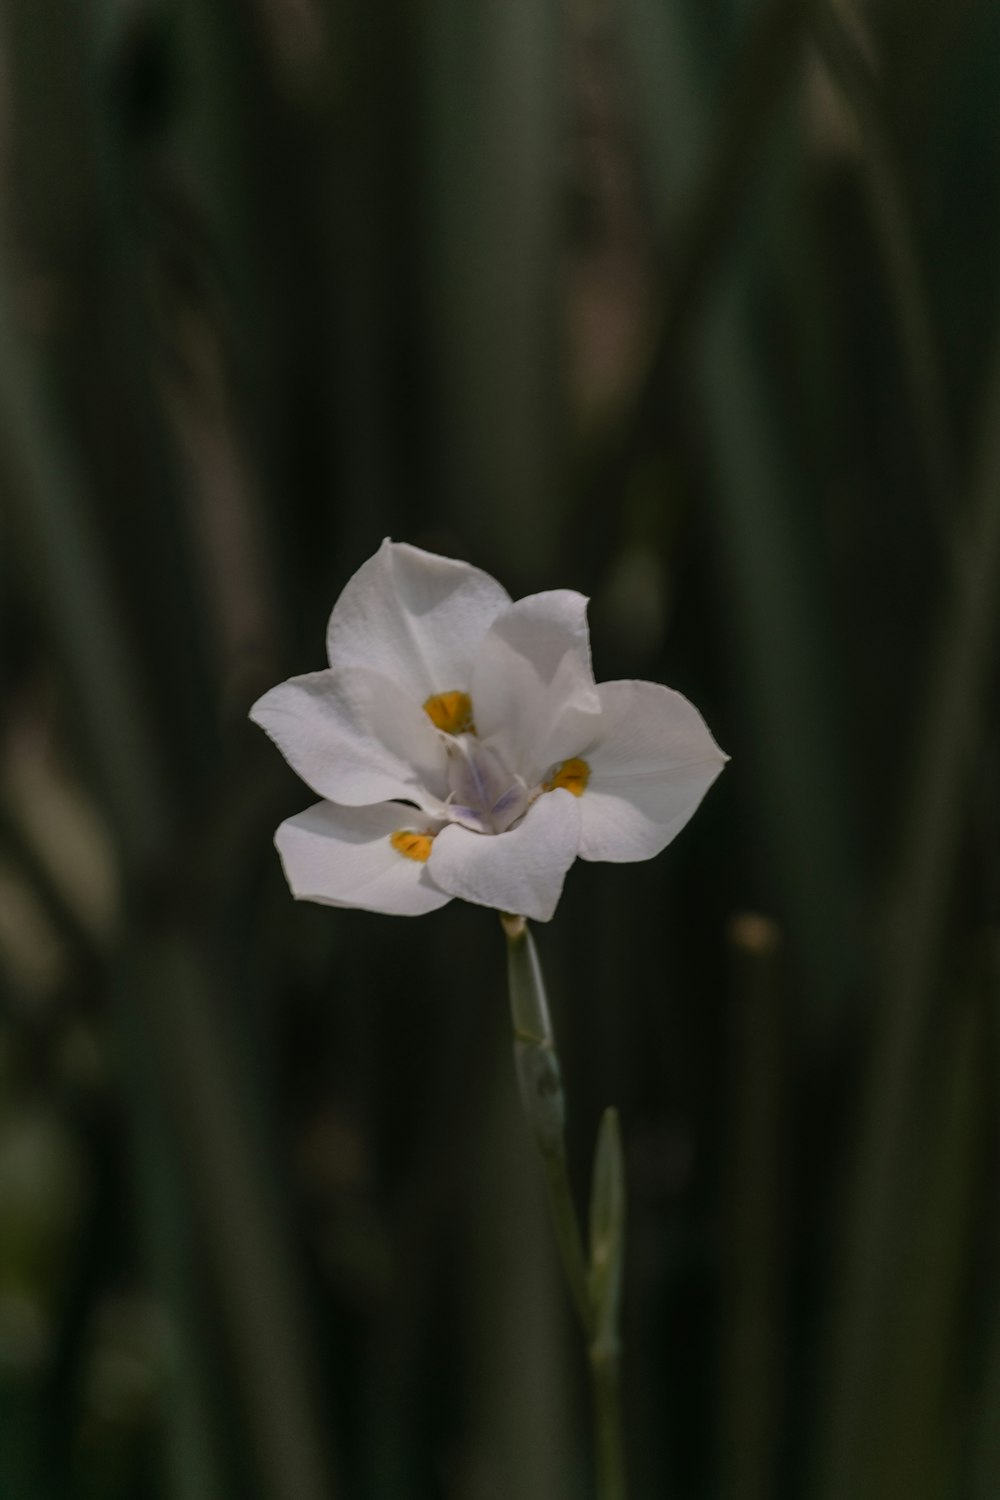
538;1137;592;1332
591;1344;627;1500
502;914;628;1500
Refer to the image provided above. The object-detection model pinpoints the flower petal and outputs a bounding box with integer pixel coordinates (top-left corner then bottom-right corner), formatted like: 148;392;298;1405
326;539;511;698
575;681;727;863
275;802;453;916
427;788;581;922
250;667;448;810
472;591;602;785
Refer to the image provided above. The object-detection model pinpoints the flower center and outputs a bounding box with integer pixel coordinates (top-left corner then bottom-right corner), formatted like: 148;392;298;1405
443;734;529;834
423;690;475;735
421;691;591;835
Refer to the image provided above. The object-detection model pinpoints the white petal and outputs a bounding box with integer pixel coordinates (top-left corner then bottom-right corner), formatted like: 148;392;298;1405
427;789;581;922
471;591;602;784
326;539;511;698
275;802;453;916
250;667;447;810
576;680;727;863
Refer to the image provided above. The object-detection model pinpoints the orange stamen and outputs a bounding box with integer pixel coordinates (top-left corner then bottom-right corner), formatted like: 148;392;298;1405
423;690;475;735
390;830;435;863
543;757;590;797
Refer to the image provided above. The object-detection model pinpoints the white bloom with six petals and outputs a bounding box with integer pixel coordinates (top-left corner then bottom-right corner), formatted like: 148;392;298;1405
251;540;727;922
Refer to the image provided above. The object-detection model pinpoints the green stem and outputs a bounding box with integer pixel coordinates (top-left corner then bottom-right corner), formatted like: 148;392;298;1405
591;1343;627;1500
537;1135;591;1332
502;914;628;1500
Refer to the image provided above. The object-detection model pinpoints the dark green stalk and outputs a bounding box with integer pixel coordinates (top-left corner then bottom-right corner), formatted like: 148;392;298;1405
506;915;590;1328
503;914;628;1500
591;1349;627;1500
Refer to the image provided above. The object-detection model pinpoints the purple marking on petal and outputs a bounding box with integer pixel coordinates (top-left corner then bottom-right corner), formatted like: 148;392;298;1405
491;783;530;832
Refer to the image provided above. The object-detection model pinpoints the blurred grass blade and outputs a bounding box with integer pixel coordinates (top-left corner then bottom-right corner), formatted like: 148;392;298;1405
0;804;99;967
973;937;1000;1500
824;308;1000;1500
0;288;166;868
866;992;983;1500
723;915;783;1500
588;1107;628;1500
812;0;955;532
588;1107;625;1355
575;0;815;575
616;0;857;1035
698;256;857;1034
116;941;229;1500
146;930;337;1500
422;0;562;575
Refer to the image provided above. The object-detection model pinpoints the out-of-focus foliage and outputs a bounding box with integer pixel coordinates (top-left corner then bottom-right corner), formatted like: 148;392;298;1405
0;0;998;1496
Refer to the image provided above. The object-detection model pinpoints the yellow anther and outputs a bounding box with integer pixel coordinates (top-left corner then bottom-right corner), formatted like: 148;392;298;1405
543;757;590;797
390;830;435;863
423;690;475;735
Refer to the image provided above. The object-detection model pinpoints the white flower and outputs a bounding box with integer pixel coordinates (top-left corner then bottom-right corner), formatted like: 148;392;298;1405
250;540;727;923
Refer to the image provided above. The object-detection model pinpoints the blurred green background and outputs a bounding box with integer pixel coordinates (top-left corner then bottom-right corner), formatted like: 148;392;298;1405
1;0;999;1496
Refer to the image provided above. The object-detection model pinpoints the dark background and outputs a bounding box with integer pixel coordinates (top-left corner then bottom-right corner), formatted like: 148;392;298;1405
1;0;998;1496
